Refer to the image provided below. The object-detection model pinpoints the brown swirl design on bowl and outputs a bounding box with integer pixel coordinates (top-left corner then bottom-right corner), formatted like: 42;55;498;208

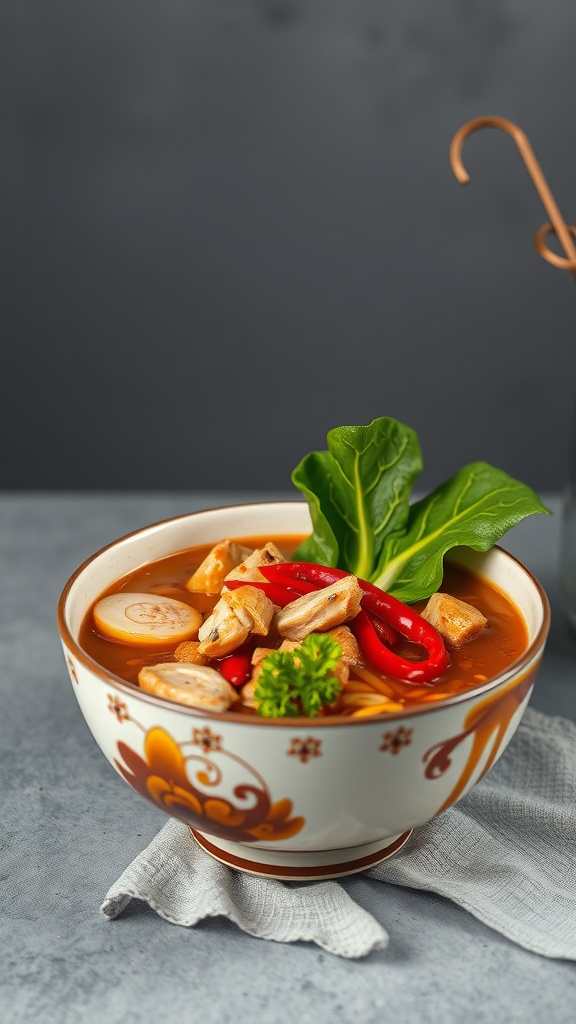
113;723;305;843
424;664;540;816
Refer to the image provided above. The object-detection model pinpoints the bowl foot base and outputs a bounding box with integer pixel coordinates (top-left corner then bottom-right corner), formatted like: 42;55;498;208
190;828;413;880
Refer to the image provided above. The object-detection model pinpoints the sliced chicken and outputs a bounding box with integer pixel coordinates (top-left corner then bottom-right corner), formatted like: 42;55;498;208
421;592;488;648
326;625;362;666
240;678;259;709
223;585;276;634
197;585;276;657
185;539;254;594
197;598;249;657
224;542;286;585
275;575;363;642
138;662;237;711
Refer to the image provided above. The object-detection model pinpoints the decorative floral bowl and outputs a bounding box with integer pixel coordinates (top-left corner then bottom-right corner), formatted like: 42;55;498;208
58;502;550;880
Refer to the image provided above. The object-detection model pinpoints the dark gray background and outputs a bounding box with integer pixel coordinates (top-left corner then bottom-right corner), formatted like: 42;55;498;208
2;0;576;494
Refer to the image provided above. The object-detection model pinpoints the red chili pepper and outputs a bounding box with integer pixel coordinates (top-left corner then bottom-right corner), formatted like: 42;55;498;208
217;646;252;686
223;578;315;607
261;562;448;685
369;613;400;649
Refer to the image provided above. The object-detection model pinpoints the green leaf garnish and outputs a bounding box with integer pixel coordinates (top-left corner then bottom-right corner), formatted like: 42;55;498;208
292;417;551;603
254;634;343;718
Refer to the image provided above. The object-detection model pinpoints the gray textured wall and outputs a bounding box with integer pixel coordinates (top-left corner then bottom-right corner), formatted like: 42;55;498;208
2;1;576;494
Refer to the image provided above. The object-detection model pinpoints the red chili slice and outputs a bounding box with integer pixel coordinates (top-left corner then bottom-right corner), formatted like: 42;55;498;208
261;561;448;685
223;578;315;607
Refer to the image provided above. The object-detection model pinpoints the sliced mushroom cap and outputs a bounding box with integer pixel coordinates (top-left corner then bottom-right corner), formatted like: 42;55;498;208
138;663;237;710
275;575;363;642
94;593;202;645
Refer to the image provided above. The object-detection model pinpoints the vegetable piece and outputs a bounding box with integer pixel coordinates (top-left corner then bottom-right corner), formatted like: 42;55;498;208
224;578;317;607
420;593;487;648
254;633;343;718
352;610;445;685
138;662;237;710
93;593;201;645
218;647;253;686
262;562;449;684
291;417;551;603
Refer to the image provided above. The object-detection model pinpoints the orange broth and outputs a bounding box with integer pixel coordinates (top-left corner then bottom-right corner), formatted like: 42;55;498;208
79;534;529;713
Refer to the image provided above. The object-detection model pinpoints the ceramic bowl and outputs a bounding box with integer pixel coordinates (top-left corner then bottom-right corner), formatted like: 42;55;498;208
58;501;550;880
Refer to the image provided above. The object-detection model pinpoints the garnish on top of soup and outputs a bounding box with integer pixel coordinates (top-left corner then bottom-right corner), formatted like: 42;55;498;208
291;416;550;602
82;417;550;718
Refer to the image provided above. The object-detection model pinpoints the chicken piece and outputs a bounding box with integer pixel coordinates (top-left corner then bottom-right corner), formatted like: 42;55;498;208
224;542;286;585
185;539;254;594
174;641;209;665
326;625;362;666
197;599;250;657
275;575;363;642
222;586;275;635
197;585;276;657
251;645;277;666
325;624;362;686
421;592;488;648
241;679;259;708
138;663;236;711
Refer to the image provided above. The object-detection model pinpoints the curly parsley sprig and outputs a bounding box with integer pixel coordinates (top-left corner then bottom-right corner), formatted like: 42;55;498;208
254;633;343;718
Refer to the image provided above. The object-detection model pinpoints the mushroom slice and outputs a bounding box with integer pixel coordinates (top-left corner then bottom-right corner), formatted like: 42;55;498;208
421;592;488;648
185;540;254;594
275;576;363;642
138;663;237;711
93;593;201;645
224;542;286;584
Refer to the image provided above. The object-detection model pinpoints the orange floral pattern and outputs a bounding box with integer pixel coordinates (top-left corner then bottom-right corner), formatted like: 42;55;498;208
424;666;538;816
114;726;305;843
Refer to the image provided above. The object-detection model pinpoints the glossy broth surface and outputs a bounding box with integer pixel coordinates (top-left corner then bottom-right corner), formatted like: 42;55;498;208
79;534;529;712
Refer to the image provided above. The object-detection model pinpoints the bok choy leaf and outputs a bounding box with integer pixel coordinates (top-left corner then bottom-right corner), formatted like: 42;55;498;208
291;418;551;603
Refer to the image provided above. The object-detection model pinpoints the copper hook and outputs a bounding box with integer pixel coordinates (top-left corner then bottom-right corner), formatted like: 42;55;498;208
450;115;576;279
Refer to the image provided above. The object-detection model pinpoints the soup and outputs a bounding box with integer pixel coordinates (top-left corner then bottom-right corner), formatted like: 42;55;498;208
79;533;528;718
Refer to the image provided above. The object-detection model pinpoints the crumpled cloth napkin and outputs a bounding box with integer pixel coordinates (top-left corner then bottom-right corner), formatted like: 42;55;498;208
101;707;576;960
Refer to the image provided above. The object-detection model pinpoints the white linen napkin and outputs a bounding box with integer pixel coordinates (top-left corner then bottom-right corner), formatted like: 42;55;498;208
101;707;576;960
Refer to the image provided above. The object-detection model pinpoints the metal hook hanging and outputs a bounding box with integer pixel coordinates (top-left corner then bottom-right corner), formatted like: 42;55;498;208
450;115;576;279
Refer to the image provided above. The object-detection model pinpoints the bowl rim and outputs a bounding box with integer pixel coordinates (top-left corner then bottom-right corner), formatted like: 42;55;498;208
57;500;551;726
